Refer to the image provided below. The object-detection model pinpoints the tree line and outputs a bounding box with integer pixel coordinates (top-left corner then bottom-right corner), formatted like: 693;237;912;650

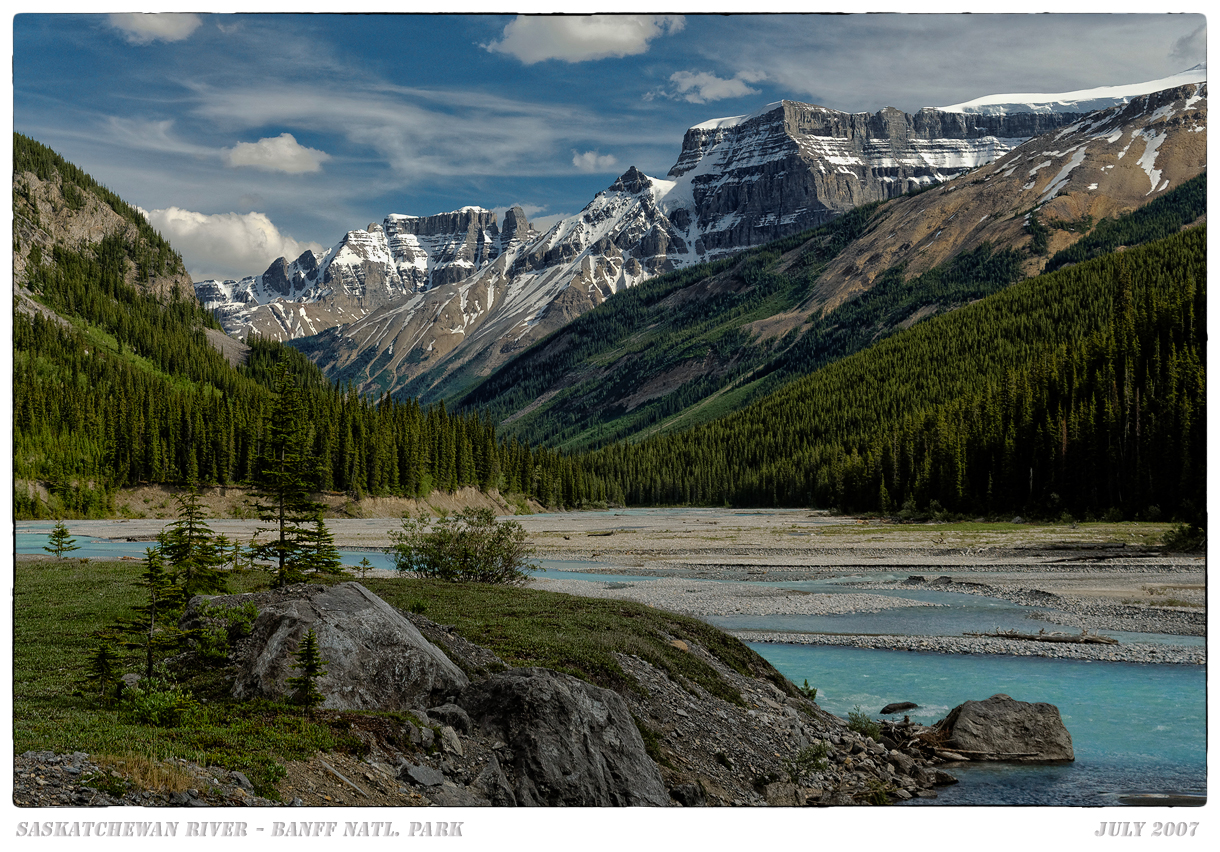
555;225;1206;520
13;131;1205;524
12;136;578;518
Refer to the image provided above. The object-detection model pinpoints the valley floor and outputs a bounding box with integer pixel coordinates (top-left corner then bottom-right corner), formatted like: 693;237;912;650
31;509;1205;664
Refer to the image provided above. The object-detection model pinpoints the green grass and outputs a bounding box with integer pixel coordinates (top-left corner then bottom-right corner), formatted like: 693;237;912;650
15;559;798;799
13;559;341;798
363;577;794;704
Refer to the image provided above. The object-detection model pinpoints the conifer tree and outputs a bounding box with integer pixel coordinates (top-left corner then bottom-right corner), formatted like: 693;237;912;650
251;364;323;586
44;520;79;559
115;545;184;680
81;638;123;707
297;511;345;578
286;629;328;715
160;486;227;594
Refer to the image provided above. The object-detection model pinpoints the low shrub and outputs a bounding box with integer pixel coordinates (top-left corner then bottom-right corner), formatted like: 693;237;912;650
1162;522;1205;553
120;680;197;727
785;741;830;782
391;508;537;585
847;706;881;742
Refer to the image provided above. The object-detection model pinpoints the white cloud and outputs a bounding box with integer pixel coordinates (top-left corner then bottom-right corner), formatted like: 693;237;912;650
1170;24;1206;65
223;133;331;174
485;15;684;64
142;207;324;281
666;70;767;104
186;82;671;182
529;212;570;233
572;150;619;173
108;13;203;44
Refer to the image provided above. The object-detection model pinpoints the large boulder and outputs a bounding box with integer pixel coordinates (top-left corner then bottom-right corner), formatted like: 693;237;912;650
458;667;669;806
189;582;468;710
932;693;1074;763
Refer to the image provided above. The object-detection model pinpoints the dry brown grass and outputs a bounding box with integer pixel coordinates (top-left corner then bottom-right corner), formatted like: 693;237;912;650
95;753;196;794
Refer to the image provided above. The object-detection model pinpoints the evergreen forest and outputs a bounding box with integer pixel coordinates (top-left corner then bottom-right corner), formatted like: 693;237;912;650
11;133;1206;523
564;225;1206;520
12;134;579;518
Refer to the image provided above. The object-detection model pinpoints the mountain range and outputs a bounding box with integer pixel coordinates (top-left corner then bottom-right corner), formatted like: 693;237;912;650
457;82;1207;452
195;70;1204;416
11;65;1207;522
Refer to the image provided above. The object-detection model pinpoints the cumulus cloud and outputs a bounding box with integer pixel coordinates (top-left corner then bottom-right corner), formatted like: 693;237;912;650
223;133;331;173
142;207;324;281
665;70;767;104
108;13;203;44
485;15;684;64
572;150;620;173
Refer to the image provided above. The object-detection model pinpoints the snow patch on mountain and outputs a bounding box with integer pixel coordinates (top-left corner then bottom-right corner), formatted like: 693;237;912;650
934;64;1206;115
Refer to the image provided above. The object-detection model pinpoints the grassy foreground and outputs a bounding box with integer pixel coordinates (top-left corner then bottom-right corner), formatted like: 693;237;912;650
363;577;791;702
13;559;793;798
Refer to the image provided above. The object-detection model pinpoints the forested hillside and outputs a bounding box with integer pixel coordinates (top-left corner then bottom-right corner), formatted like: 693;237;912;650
11;135;575;518
460;173;1206;454
554;224;1205;520
12;135;1205;522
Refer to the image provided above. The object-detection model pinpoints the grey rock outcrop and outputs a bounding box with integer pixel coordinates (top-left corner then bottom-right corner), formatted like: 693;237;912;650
399;763;445;787
932;693;1074;763
190;582;468;710
458;667;669;806
469;755;517;806
427;703;474;735
667;100;1083;255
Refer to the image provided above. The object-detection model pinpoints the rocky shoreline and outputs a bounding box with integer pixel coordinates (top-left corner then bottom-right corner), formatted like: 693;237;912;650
732;631;1204;665
529;575;944;617
13;587;972;808
525;572;1204;666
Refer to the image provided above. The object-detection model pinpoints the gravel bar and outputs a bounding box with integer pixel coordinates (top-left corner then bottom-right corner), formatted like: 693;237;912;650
528;576;943;618
733;631;1206;665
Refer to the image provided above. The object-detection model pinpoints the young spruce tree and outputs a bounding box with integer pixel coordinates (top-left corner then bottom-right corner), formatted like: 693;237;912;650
286;629;328;715
160;486;228;595
297;510;345;578
251;364;325;587
80;638;123;708
44;519;79;559
115;545;185;681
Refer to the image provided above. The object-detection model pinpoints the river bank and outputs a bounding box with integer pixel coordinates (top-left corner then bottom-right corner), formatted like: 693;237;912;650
20;510;1205;662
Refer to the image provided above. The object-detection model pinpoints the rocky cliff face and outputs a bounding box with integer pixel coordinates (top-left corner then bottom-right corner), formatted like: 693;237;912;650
195;207;537;340
269;99;1089;399
666;101;1081;255
13;169;195;314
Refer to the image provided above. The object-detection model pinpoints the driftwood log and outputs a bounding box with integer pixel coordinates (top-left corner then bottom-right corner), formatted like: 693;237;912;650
962;629;1118;645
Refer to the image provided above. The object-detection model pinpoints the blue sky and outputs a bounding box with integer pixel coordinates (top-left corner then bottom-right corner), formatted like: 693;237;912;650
11;11;1208;281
